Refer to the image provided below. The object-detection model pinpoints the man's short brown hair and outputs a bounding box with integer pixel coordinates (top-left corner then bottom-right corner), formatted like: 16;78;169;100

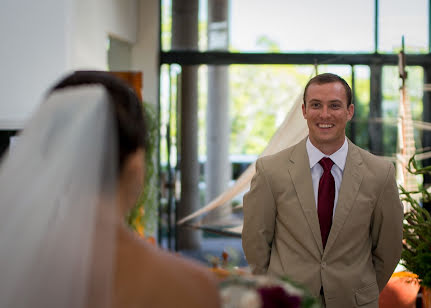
303;73;352;106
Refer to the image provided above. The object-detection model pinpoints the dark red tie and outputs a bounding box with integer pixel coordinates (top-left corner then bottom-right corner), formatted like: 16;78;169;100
318;157;335;249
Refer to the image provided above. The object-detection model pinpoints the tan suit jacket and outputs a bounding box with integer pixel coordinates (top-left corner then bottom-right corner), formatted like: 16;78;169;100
242;138;403;308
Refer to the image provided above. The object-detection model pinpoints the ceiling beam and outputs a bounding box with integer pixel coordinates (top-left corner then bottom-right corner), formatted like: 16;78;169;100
160;51;431;66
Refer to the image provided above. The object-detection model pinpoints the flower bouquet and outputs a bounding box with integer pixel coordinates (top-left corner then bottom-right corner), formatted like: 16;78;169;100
209;249;320;307
219;274;321;308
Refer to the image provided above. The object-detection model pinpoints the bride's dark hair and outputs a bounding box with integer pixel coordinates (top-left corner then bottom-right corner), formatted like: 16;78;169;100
51;71;148;171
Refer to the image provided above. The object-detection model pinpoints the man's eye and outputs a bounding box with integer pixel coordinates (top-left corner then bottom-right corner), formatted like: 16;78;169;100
311;103;320;108
331;104;341;109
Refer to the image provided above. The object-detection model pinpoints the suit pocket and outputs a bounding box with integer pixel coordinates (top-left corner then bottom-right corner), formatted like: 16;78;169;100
355;282;379;306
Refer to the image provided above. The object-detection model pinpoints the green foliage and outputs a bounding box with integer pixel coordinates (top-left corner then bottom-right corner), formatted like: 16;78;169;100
127;102;158;236
229;65;311;155
400;156;431;288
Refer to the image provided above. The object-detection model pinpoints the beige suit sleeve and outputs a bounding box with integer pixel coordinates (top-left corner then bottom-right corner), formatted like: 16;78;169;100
242;158;276;275
371;163;404;292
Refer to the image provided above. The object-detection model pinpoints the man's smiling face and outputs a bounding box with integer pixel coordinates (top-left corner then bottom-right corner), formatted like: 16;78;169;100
302;81;354;154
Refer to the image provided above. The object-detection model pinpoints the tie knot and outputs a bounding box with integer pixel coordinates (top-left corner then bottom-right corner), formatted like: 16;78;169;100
319;157;334;172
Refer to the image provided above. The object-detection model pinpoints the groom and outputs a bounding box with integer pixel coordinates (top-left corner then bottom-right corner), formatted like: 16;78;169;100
242;73;403;308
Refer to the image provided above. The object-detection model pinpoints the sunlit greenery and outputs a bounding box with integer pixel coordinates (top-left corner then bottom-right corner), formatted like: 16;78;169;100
229;65;310;155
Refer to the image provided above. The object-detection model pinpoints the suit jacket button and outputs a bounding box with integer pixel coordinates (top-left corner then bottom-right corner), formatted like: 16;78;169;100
321;262;326;268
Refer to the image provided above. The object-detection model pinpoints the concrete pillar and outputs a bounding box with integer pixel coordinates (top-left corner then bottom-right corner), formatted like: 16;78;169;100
369;63;383;155
172;0;201;250
204;0;231;224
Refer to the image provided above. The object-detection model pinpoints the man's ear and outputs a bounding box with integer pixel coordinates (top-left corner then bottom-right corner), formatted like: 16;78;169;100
302;103;307;119
347;103;354;121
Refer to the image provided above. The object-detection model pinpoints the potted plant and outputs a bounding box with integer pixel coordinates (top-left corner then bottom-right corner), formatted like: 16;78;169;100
127;102;158;241
400;156;431;307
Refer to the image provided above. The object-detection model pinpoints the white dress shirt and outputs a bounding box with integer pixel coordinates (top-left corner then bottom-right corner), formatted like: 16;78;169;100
306;137;348;217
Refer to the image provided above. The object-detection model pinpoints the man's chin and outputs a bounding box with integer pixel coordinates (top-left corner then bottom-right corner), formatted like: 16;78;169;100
311;135;338;146
312;132;334;140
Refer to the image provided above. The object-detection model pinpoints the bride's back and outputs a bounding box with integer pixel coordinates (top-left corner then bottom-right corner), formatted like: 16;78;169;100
112;228;220;308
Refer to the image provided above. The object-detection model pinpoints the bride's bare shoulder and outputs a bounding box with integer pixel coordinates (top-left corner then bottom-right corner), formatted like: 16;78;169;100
114;230;221;308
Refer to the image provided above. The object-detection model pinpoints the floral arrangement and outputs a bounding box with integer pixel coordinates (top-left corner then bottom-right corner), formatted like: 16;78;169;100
219;274;321;308
399;156;431;288
208;250;320;308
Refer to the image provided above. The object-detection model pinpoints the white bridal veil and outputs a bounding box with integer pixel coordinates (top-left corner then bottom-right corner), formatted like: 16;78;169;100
0;86;118;307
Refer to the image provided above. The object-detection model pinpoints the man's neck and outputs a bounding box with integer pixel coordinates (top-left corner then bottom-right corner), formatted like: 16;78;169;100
308;137;346;156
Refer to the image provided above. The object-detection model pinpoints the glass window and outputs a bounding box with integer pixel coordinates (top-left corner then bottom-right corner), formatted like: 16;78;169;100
349;66;371;151
162;0;375;53
161;63;372;161
379;0;428;53
159;64;181;167
160;64;375;209
161;0;172;51
230;0;374;53
195;65;316;157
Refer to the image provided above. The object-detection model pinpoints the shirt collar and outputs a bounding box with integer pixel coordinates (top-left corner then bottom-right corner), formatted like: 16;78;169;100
306;137;348;171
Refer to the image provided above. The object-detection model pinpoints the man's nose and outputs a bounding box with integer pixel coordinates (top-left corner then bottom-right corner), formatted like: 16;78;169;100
320;106;331;117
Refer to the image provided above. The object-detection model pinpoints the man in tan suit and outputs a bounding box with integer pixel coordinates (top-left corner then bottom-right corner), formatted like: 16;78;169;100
242;73;403;307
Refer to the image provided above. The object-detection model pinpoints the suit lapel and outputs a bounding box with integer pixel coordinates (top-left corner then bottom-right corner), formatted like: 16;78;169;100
324;140;363;254
288;138;324;255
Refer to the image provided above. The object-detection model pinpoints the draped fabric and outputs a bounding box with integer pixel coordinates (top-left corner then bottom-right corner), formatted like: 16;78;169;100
177;91;309;230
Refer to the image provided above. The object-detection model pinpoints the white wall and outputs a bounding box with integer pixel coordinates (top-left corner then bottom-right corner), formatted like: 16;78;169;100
0;0;140;128
0;0;72;128
70;0;138;70
105;0;138;43
72;0;159;104
132;0;159;106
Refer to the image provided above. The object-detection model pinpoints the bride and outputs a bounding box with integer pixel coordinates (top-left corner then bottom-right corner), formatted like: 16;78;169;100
0;71;221;308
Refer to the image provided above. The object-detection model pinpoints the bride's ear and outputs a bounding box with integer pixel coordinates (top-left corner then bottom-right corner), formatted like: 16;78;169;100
118;148;145;209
